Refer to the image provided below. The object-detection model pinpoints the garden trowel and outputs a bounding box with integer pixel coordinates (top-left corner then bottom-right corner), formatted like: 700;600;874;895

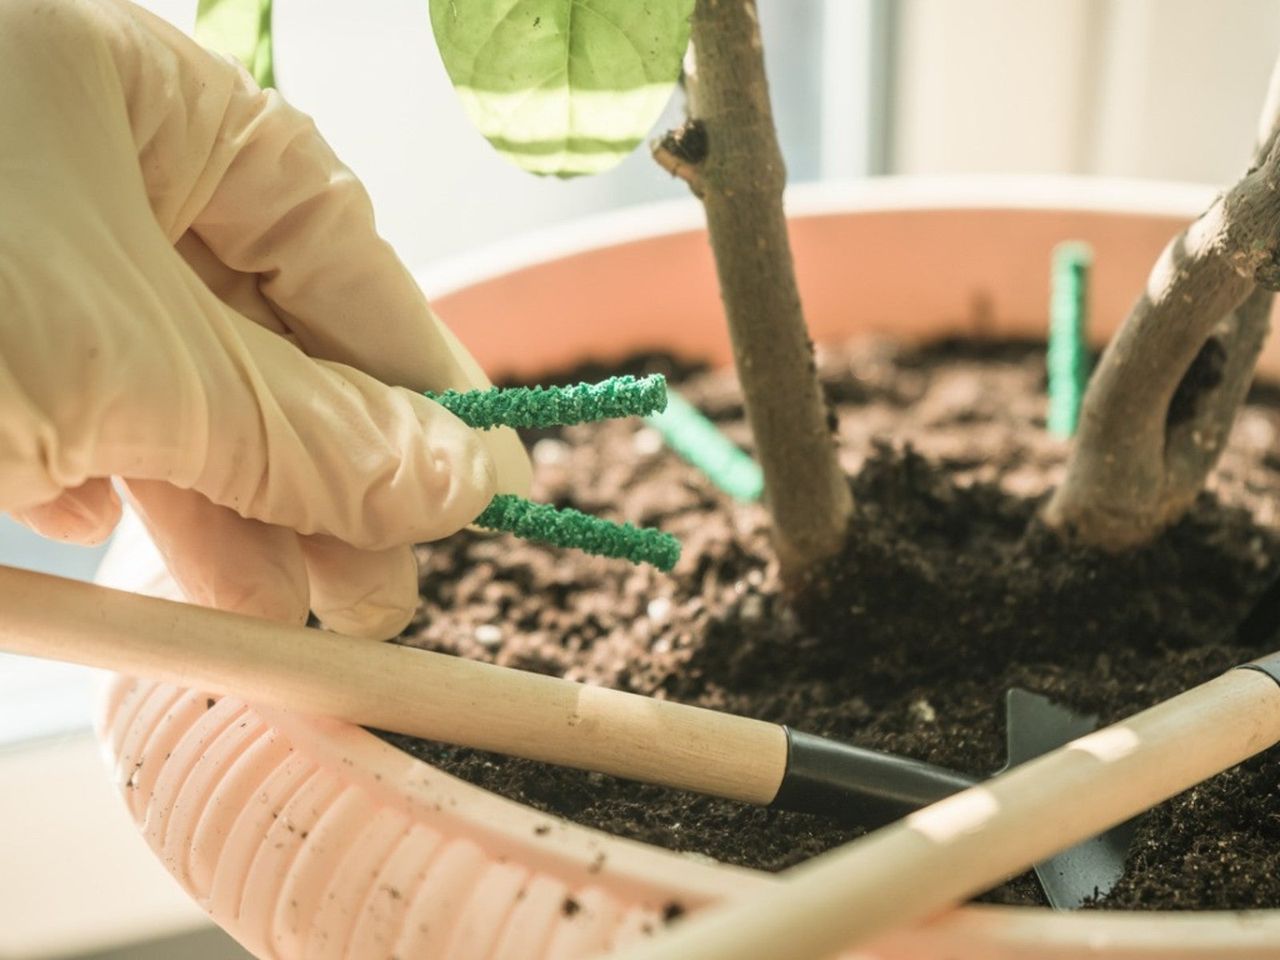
770;688;1136;909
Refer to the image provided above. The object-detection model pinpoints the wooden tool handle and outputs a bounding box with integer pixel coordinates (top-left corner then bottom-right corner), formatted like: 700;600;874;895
0;564;786;805
610;665;1280;960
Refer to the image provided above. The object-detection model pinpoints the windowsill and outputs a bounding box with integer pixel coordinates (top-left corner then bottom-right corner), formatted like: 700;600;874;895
0;517;112;747
0;733;216;959
0;522;239;957
0;655;100;747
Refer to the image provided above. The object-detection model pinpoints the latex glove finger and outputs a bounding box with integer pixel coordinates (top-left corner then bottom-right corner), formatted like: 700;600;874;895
123;479;310;624
173;230;293;340
183;303;496;551
173;230;422;638
173;229;419;637
98;4;531;496
172;228;534;496
0;1;498;549
299;536;419;640
2;193;491;578
10;479;121;545
183;96;533;497
6;235;498;551
430;320;534;498
142;27;471;392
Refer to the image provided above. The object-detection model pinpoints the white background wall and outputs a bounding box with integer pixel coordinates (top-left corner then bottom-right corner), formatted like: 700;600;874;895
892;0;1280;184
129;0;877;270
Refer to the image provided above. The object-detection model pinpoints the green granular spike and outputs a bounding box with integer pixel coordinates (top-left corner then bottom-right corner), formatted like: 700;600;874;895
473;494;681;572
426;375;667;430
1047;242;1093;438
645;390;764;502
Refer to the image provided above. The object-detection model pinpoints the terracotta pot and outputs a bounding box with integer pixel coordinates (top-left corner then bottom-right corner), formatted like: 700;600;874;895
96;176;1280;959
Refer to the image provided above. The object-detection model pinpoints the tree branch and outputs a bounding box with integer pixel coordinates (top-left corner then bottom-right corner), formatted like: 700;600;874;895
1044;55;1280;548
654;0;852;581
651;119;707;196
1162;286;1272;509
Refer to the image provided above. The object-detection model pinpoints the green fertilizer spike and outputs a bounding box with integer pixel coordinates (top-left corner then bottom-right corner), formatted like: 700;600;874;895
435;375;679;570
1047;242;1093;438
426;375;667;430
474;495;680;572
645;391;764;502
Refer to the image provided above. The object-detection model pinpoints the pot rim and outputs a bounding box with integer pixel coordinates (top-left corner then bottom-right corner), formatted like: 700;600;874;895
98;176;1280;959
415;174;1216;300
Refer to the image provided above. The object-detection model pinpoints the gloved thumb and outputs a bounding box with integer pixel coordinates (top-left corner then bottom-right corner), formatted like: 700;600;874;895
11;478;121;545
181;304;499;550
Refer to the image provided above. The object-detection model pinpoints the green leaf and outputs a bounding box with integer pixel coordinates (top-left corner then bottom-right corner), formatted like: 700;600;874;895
195;0;276;89
429;0;694;177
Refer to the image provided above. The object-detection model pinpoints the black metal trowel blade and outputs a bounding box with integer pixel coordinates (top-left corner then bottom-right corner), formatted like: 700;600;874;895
1003;688;1098;765
1003;689;1138;909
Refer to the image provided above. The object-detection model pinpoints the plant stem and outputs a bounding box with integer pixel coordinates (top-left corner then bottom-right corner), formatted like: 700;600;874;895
654;0;852;581
1045;53;1280;548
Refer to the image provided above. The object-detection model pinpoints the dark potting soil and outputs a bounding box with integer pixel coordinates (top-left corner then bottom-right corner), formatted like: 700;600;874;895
382;336;1280;910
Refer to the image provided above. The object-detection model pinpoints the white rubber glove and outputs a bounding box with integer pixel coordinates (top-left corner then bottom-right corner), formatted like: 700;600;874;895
0;0;531;638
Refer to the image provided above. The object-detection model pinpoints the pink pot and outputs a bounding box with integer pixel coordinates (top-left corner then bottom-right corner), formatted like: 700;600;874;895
97;176;1280;959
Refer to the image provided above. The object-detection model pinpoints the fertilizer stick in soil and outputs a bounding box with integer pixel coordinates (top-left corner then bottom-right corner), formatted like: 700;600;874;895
645;390;764;502
1047;242;1092;438
426;376;680;570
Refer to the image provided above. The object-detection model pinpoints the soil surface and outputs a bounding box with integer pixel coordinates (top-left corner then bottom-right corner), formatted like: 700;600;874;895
383;337;1280;910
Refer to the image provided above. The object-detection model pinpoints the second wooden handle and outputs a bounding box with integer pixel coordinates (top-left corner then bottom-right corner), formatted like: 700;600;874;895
609;665;1280;960
0;564;787;805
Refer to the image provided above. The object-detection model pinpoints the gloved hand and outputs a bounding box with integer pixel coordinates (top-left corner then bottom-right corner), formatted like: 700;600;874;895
0;0;532;639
